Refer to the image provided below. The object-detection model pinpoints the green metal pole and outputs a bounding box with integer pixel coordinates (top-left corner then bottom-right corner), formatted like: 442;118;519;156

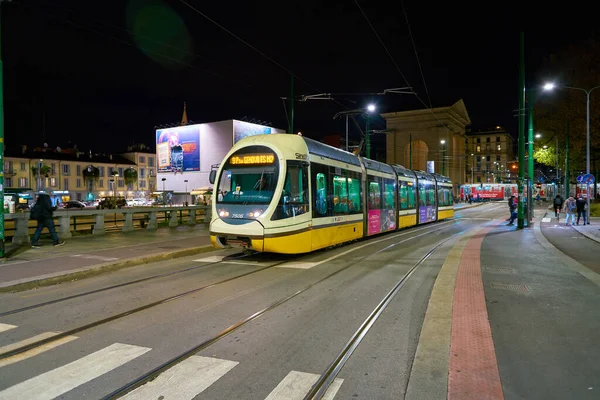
365;116;371;158
565;121;570;198
289;74;294;134
527;89;534;223
0;4;5;258
517;32;526;228
409;133;412;170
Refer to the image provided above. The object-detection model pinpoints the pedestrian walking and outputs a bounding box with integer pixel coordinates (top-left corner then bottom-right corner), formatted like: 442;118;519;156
507;195;517;225
576;195;588;225
30;193;65;248
553;194;563;219
562;195;577;226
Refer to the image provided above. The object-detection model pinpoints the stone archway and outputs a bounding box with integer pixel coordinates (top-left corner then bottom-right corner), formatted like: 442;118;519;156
404;140;429;171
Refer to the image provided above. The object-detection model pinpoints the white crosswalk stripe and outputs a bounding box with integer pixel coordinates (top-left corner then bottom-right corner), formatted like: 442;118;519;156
265;370;343;400
0;331;78;368
122;355;238;400
0;324;16;334
0;342;150;400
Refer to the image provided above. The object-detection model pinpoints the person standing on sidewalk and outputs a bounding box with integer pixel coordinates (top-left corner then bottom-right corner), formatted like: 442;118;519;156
562;195;577;226
30;193;65;248
576;195;588;225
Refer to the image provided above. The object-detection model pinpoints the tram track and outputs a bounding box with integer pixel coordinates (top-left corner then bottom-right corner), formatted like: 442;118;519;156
98;221;463;399
0;220;456;364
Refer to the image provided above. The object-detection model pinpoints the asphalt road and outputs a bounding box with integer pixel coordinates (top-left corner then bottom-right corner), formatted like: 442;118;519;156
0;204;525;399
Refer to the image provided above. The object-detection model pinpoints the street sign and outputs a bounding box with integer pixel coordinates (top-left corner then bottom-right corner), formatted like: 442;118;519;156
582;173;595;184
577;174;584;183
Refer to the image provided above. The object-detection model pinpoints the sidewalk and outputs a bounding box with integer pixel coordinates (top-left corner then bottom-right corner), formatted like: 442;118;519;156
0;224;214;292
539;211;600;243
407;209;600;399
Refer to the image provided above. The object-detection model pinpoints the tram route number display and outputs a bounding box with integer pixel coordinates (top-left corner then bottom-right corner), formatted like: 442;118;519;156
229;154;275;165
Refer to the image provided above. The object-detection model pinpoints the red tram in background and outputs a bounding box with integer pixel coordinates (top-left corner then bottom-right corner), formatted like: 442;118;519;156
460;183;558;202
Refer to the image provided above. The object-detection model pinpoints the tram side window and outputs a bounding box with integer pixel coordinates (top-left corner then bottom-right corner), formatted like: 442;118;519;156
399;180;416;209
426;183;436;206
272;161;309;220
368;179;381;209
438;186;450;206
332;176;349;214
315;172;328;217
347;175;361;213
384;179;395;210
418;183;426;207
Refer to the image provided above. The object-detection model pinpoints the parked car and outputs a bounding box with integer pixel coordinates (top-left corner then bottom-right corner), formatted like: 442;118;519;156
63;200;87;209
126;198;148;207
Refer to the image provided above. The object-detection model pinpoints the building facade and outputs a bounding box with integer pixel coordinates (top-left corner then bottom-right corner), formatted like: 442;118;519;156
381;99;471;194
3;147;155;203
465;127;515;184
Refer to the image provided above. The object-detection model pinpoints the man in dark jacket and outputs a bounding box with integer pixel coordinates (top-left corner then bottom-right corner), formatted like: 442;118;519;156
31;193;65;248
576;196;587;225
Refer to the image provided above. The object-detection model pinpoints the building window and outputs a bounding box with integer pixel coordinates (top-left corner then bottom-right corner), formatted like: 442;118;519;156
497;144;501;151
18;177;27;187
76;178;82;188
476;138;480;143
139;156;146;163
99;179;104;188
140;168;145;178
496;136;500;142
99;166;105;177
108;167;114;176
476;156;481;162
140;180;146;188
51;163;56;175
118;179;124;188
496;155;500;161
486;137;490;143
476;176;481;182
62;164;70;175
76;165;81;176
476;145;481;153
20;162;26;171
5;177;12;187
118;168;124;176
148;157;154;167
50;178;57;187
64;178;69;190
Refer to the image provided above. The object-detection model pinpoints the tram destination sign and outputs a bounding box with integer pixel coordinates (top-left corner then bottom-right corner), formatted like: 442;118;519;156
229;153;276;165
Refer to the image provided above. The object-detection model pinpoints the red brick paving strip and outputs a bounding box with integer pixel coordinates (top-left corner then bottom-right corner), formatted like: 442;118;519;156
448;223;504;399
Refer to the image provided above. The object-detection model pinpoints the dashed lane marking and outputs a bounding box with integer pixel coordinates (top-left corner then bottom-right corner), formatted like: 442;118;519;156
0;324;16;333
265;370;343;400
0;343;150;400
0;332;78;368
70;254;119;261
121;356;238;400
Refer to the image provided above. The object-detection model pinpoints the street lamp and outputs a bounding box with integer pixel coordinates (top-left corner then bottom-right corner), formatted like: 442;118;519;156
112;172;119;197
333;103;377;156
471;153;474;183
184;179;188;206
440;140;446;176
544;81;600;223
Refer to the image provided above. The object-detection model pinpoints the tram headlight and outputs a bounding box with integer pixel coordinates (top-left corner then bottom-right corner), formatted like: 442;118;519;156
248;210;263;218
218;209;229;217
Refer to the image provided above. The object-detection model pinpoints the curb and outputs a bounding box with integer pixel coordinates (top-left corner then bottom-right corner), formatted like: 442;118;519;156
0;244;217;293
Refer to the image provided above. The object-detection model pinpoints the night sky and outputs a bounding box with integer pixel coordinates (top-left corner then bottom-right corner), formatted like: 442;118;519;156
1;0;595;155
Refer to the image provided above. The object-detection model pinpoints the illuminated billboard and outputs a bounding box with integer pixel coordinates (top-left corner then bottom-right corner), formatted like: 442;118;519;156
156;125;200;172
233;120;275;144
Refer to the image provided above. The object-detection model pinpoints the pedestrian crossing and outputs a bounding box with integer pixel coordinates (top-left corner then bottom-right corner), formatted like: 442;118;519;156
0;324;344;399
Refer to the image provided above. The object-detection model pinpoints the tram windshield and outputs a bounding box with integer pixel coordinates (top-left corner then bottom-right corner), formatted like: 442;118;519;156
215;146;280;206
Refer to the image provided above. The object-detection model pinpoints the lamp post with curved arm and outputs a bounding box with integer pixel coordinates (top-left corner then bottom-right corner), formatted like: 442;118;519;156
544;82;600;224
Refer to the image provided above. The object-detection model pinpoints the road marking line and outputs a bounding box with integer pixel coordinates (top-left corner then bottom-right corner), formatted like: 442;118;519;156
71;254;119;261
122;356;238;400
264;371;343;400
0;324;16;333
0;343;150;400
0;332;78;368
194;255;260;265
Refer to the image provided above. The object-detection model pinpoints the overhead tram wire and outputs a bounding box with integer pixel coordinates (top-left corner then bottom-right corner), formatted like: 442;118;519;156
353;0;452;136
14;1;281;98
177;0;351;112
401;0;433;109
